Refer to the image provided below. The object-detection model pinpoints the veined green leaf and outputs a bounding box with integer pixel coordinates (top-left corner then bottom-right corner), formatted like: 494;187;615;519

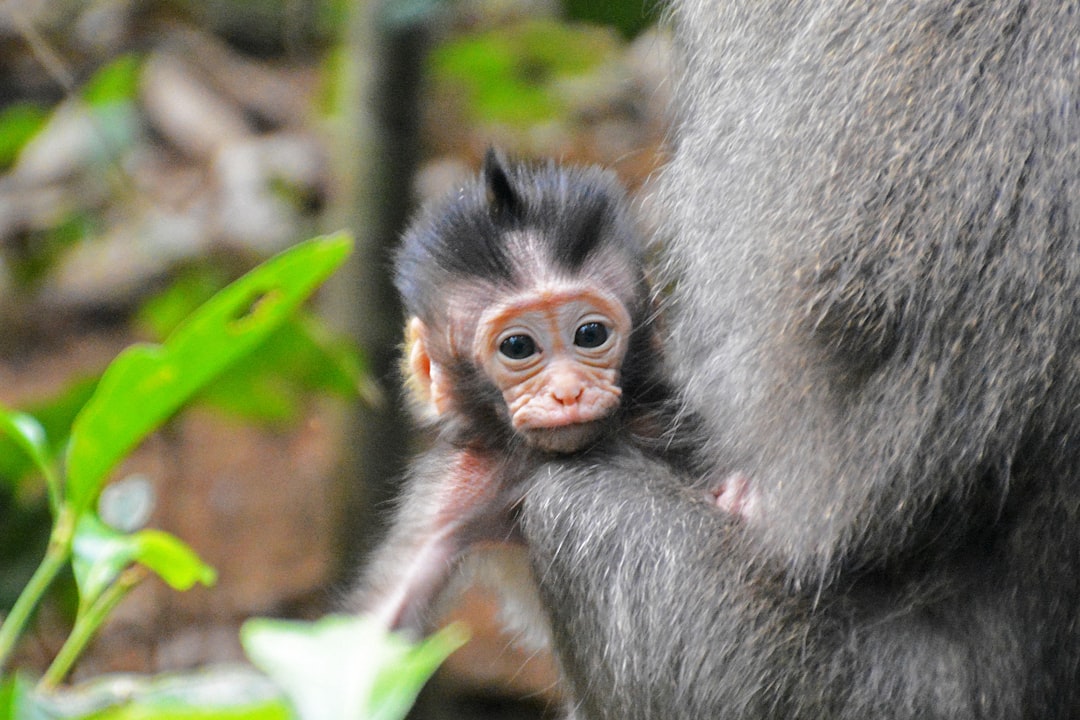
138;268;368;426
65;233;353;514
72;514;216;603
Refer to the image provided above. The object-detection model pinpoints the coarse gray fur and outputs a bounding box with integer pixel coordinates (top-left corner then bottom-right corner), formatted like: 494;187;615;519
518;1;1080;718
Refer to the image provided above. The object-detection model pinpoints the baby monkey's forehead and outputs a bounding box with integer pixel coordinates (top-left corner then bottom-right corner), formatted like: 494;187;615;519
478;285;629;332
471;281;633;357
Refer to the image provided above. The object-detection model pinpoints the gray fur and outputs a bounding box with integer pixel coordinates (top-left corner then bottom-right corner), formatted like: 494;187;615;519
519;1;1080;717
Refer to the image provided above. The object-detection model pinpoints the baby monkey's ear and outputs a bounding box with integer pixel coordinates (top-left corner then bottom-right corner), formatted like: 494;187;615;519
403;317;451;419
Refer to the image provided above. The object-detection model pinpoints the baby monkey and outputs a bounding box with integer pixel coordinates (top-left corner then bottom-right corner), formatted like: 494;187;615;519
356;150;701;635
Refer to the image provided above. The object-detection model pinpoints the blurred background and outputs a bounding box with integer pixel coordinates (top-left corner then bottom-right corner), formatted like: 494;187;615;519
0;0;673;717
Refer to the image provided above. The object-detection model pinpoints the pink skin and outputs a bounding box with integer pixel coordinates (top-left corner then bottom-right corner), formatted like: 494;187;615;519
710;472;758;520
474;286;631;435
405;283;632;449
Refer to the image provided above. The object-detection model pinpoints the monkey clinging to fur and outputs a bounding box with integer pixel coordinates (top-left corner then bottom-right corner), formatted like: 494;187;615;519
354;149;704;635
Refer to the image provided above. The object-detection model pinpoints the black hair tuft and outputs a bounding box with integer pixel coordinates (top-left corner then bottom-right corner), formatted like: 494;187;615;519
394;151;642;322
483;148;523;223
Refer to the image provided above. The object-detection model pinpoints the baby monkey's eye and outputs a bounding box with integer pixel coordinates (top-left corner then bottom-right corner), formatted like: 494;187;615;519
499;334;537;360
574;322;609;348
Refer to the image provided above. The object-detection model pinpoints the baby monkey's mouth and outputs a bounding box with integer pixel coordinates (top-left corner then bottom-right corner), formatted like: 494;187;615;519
524;419;608;454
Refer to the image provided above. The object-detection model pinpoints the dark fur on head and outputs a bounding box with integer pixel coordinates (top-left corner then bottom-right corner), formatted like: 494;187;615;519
394;149;647;327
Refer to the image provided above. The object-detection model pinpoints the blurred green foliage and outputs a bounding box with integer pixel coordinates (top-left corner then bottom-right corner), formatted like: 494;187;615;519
242;616;467;720
561;0;657;39
9;213;100;288
82;54;142;108
0;42;367;615
10;668;292;720
0;104;48;171
0;234;459;719
79;53;143;171
429;18;620;126
0;617;464;720
0;379;97;610
0;236;353;689
3;54;141;289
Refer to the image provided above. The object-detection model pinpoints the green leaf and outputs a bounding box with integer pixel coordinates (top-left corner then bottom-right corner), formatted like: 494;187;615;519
65;233;353;514
139;269;367;426
72;514;216;603
0;674;49;720
196;314;367;424
0;103;47;170
136;266;228;339
0;407;59;513
366;624;469;720
17;666;290;720
0;409;50;483
83;54;142;108
241;615;467;720
0;676;12;719
140;268;365;396
0;377;97;494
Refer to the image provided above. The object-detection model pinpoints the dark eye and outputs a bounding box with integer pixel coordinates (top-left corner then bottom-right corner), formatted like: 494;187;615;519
499;334;537;360
574;322;609;348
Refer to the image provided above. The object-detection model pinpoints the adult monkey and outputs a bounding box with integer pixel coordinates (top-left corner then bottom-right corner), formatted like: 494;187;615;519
518;1;1080;718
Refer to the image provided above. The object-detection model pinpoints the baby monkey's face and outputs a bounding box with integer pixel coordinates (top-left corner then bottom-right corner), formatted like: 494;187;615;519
473;282;631;453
